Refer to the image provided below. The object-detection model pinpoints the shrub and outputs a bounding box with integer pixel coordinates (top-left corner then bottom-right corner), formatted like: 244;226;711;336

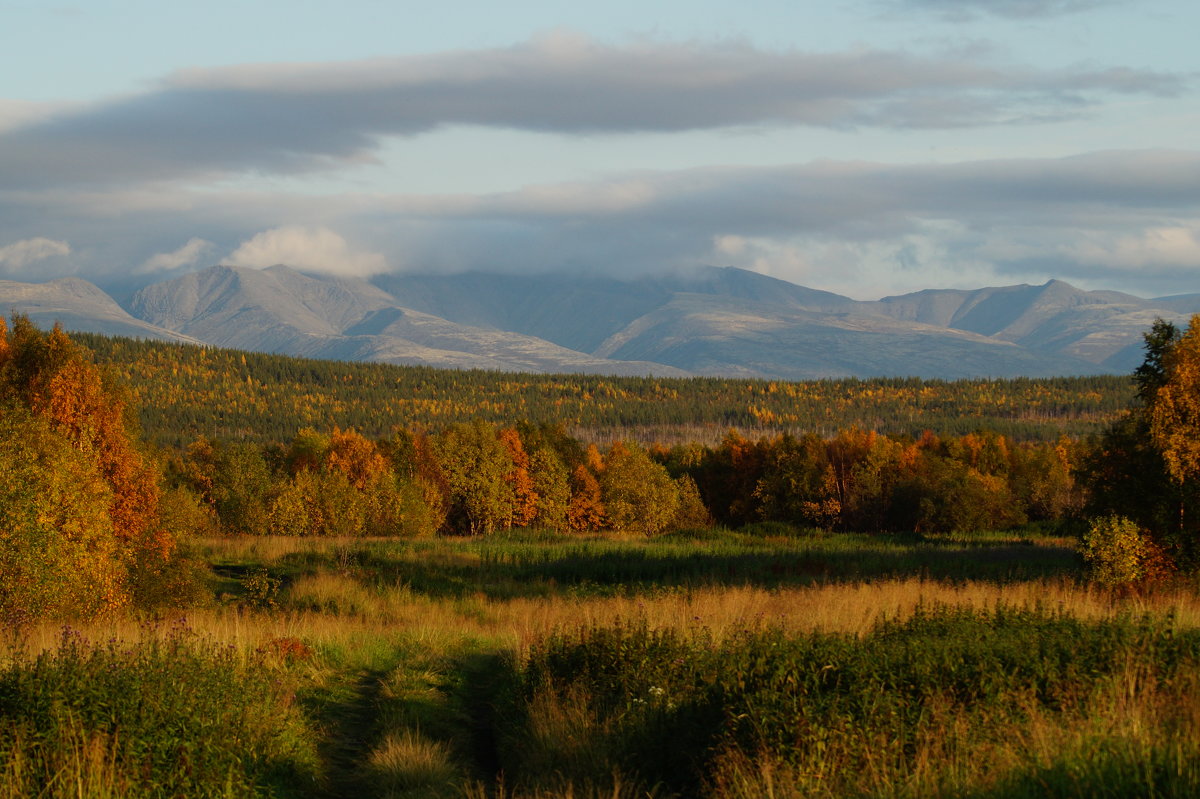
1080;515;1163;587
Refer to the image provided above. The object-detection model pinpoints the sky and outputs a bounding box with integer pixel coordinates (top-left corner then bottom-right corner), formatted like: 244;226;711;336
1;0;1198;300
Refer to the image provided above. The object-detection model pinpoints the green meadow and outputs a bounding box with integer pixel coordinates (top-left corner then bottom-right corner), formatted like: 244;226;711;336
5;529;1200;798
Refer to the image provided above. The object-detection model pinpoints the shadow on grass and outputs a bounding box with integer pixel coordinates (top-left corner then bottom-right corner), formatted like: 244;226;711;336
269;535;1080;602
299;667;390;799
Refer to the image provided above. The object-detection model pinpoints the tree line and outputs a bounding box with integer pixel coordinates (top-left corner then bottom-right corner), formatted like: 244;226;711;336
161;420;1082;540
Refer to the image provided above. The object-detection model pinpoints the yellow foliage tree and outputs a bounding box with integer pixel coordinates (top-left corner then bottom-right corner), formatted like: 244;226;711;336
0;405;127;621
325;427;388;490
568;465;605;532
1150;314;1200;487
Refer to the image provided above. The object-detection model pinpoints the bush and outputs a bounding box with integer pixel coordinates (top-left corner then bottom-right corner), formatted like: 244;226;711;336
1080;515;1162;587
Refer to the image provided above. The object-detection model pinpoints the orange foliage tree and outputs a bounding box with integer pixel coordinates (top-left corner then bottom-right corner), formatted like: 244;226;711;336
499;428;539;528
568;465;606;532
325;427;389;490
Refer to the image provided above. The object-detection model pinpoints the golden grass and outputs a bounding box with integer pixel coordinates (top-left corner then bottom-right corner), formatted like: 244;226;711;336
8;534;1200;799
364;730;459;798
0;722;129;799
11;576;1200;666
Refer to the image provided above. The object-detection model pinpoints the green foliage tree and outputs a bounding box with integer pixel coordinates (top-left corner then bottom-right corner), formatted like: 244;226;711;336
286;427;329;474
600;442;680;536
212;442;274;536
529;445;570;530
1134;318;1182;404
434;420;516;535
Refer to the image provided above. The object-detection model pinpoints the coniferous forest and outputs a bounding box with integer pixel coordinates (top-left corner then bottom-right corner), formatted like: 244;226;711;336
3;315;1200;798
76;332;1130;447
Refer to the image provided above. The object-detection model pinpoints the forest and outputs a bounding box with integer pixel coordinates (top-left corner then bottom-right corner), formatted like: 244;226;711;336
2;314;1199;798
75;333;1131;447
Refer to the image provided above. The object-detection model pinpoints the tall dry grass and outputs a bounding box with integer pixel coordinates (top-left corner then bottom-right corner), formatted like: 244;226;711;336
10;575;1200;666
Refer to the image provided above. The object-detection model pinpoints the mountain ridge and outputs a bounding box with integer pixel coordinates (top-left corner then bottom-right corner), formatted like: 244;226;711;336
2;265;1196;380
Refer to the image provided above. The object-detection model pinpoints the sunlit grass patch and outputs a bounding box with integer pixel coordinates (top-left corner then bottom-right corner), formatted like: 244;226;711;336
363;730;460;798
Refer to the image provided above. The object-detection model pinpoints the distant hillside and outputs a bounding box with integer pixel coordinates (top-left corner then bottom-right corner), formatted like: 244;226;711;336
0;277;200;344
3;265;1195;379
128;265;686;376
75;332;1134;448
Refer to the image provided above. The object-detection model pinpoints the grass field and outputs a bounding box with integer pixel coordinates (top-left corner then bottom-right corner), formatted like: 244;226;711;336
5;529;1200;798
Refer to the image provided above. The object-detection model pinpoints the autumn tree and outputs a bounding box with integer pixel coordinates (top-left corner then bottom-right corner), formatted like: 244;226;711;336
0;404;126;621
600;441;680;536
499;428;539;528
529;445;571;530
1150;315;1200;489
568;465;605;532
434;420;517;535
695;431;772;526
1;319;164;556
751;434;837;529
0;317;180;617
1147;315;1200;560
1083;316;1200;569
673;474;713;530
396;428;450;535
325;428;389;490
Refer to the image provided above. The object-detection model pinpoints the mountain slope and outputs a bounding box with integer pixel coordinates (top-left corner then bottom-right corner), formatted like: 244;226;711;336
592;292;1101;379
372;266;860;354
127;265;687;376
0;277;201;343
876;279;1191;371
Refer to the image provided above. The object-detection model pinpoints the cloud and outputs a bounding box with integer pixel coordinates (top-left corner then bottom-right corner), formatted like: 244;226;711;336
228;226;387;277
0;33;1183;190
886;0;1117;20
359;149;1200;295
0;237;71;272
0;99;69;134
974;222;1200;291
3;150;1200;297
398;150;1200;237
137;238;214;274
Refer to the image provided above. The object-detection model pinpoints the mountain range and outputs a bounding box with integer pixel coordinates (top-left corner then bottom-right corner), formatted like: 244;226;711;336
2;264;1196;380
